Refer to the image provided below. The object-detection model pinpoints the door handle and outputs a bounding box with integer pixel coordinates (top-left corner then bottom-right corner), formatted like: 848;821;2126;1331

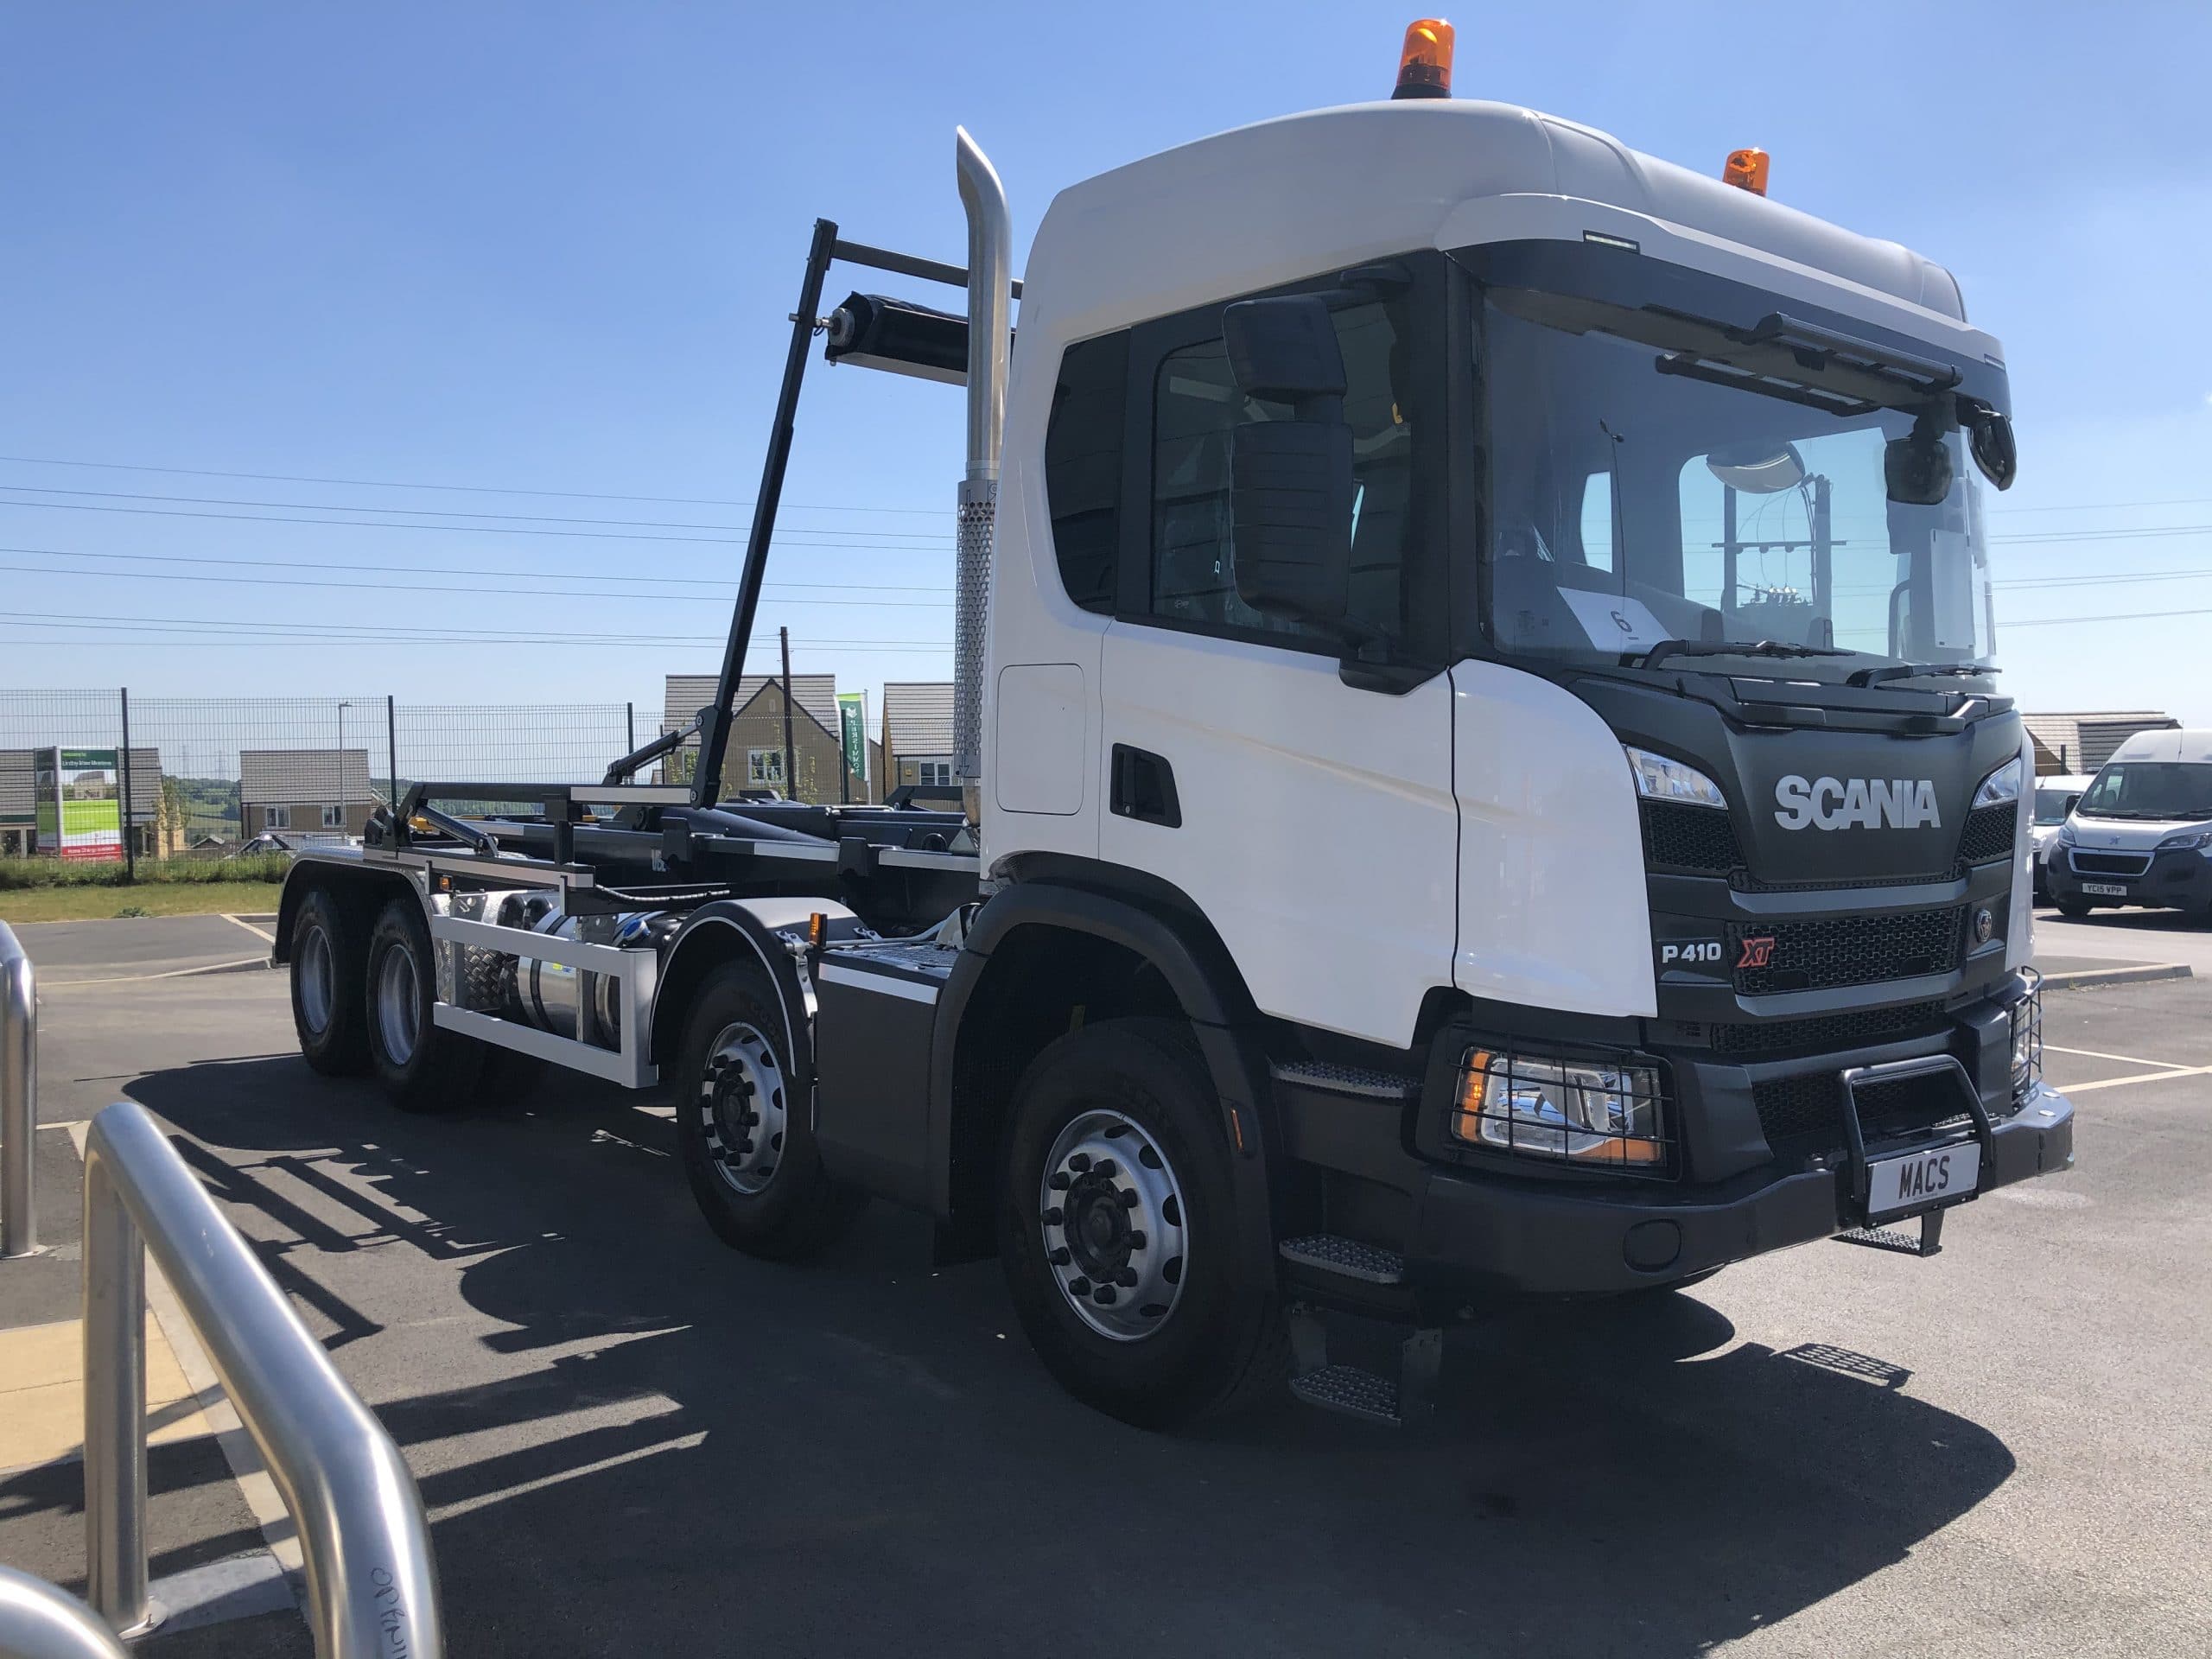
1109;744;1181;828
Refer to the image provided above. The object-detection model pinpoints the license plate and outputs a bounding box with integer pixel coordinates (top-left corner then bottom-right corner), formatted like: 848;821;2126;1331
1867;1141;1980;1218
2082;881;2129;897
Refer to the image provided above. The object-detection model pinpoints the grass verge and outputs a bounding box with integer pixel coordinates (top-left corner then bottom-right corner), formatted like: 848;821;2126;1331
0;882;287;925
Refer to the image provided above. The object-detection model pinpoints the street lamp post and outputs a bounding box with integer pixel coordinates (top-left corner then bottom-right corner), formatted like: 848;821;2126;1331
335;702;353;833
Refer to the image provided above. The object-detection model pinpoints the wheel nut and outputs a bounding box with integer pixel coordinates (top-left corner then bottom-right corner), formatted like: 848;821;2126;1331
734;1139;753;1155
1092;1158;1117;1179
1118;1188;1139;1208
1048;1173;1071;1191
1094;1285;1118;1306
1116;1268;1138;1287
1068;1153;1091;1173
1069;1276;1091;1296
1126;1230;1145;1249
1048;1248;1071;1266
1043;1206;1063;1226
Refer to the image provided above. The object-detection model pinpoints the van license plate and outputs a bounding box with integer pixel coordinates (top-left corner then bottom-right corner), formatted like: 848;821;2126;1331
1867;1142;1980;1218
2082;881;2129;897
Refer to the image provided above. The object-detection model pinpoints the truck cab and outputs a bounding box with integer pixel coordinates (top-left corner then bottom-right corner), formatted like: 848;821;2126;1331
275;26;2075;1430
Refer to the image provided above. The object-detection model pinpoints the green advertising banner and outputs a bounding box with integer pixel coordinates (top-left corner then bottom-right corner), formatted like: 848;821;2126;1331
39;747;123;862
836;691;869;787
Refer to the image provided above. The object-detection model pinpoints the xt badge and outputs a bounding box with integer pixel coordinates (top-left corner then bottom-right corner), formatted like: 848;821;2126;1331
1737;936;1777;970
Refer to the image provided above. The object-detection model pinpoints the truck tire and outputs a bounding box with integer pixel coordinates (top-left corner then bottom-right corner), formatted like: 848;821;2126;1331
999;1017;1287;1430
289;886;368;1076
675;959;861;1260
364;896;485;1113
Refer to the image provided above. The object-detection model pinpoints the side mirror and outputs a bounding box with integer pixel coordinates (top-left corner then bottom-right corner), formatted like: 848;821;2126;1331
1884;421;1954;506
1967;407;2018;490
1222;295;1354;625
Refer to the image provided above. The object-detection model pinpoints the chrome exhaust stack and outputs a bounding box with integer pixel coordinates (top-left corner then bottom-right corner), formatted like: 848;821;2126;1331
954;127;1011;802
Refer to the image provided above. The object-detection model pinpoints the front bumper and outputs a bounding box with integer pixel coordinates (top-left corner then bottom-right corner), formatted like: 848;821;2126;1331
1405;1084;2073;1300
2047;844;2212;909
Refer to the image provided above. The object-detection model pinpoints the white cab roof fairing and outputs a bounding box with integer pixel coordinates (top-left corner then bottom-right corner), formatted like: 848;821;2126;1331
1016;100;2003;366
2106;729;2212;766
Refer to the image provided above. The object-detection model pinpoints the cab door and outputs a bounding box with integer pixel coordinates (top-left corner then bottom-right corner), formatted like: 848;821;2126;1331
1096;262;1459;1050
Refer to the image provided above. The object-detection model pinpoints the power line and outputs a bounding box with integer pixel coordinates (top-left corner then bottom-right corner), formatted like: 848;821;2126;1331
0;454;945;514
0;558;952;607
0;543;950;594
0;497;956;550
0;610;952;650
0;483;951;541
2003;606;2212;628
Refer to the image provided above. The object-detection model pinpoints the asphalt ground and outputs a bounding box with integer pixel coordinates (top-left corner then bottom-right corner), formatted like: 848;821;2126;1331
2;916;2209;1656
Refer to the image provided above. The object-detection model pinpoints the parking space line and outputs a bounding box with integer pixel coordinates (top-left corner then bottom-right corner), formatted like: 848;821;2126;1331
41;957;268;988
2064;1064;2212;1095
2045;1044;2192;1071
220;912;276;945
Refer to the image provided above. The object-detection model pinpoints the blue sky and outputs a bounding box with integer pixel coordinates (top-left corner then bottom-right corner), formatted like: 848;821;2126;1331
3;1;2210;736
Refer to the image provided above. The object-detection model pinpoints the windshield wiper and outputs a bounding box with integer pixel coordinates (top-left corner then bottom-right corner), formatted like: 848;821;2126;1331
1630;638;1852;671
1847;661;2000;689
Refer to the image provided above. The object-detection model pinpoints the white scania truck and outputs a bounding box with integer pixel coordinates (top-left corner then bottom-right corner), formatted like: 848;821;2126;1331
275;21;2075;1427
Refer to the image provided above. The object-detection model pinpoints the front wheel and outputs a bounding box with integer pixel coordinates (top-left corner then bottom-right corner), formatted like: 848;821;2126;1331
2056;898;2092;918
673;961;861;1260
1000;1018;1287;1429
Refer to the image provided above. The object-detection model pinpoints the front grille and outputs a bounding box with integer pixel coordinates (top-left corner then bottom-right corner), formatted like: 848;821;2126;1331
1957;804;2018;864
1701;999;1949;1058
2070;850;2151;876
1640;799;1740;874
1752;1068;1974;1157
1732;908;1962;995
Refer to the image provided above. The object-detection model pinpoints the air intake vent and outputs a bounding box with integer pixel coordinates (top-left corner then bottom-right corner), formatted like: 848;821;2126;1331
1639;799;1740;874
1957;804;2018;864
1704;1000;1949;1057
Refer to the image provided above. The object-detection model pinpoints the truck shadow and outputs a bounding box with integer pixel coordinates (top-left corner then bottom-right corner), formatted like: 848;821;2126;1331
129;1054;2016;1658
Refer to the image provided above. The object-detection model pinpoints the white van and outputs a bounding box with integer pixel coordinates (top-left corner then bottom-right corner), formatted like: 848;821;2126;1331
2046;730;2212;920
2031;773;2095;903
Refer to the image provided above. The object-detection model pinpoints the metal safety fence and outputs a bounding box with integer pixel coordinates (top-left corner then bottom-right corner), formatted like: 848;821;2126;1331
0;690;639;873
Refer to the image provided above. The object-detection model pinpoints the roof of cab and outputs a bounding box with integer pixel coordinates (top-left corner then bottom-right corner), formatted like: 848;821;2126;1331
2107;728;2212;766
1022;100;1979;348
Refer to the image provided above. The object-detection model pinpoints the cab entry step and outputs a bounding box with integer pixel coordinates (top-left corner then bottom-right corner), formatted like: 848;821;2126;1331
1279;1235;1406;1285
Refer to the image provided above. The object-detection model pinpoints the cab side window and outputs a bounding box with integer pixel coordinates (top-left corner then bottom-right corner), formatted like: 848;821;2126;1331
1146;297;1417;648
1042;331;1127;615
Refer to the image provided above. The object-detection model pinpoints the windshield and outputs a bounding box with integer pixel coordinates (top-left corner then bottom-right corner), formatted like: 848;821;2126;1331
1463;244;2004;683
2075;763;2212;823
2032;787;2082;827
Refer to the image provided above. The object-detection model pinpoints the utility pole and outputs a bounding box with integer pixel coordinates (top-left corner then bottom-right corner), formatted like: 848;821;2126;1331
779;627;798;804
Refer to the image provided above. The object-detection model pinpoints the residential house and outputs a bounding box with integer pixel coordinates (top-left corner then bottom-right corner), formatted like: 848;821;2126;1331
2021;712;2181;777
880;682;957;792
238;748;376;836
659;673;866;804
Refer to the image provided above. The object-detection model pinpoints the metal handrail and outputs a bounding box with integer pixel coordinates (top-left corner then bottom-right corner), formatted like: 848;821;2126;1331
1;920;35;1259
81;1102;443;1655
0;1567;129;1659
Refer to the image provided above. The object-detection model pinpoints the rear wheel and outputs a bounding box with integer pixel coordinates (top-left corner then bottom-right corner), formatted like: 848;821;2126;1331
290;887;368;1076
1000;1017;1287;1429
364;897;485;1112
674;960;861;1260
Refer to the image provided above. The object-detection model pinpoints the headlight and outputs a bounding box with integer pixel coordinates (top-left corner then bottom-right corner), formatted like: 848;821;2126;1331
2008;974;2044;1100
1624;747;1726;810
1973;756;2023;809
1451;1046;1667;1168
2055;820;2077;848
2156;830;2212;852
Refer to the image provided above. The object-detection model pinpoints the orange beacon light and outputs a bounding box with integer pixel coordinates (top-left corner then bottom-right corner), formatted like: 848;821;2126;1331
1392;18;1455;100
